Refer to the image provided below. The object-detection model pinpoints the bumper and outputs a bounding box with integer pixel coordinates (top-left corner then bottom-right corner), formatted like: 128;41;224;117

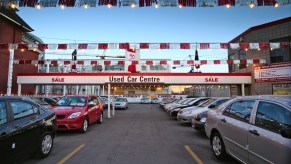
115;105;127;109
56;117;84;131
192;120;205;130
177;114;192;123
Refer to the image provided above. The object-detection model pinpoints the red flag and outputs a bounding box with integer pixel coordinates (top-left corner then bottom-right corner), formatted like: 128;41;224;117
91;61;98;65
58;44;67;49
220;43;230;49
160;43;170;49
227;60;233;64
200;43;210;49
132;60;139;65
259;43;270;49
0;44;9;49
239;43;249;49
104;61;111;65
214;60;221;64
17;44;28;50
173;60;180;65
64;61;71;65
187;60;194;65
201;60;207;65
77;61;84;65
119;43;129;49
38;44;48;50
180;43;190;49
118;61;125;65
160;60;167;65
78;44;88;49
140;43;149;49
98;43;108;49
146;61;153;65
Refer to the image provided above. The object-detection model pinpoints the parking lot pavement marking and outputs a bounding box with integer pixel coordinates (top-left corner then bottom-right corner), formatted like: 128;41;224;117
184;145;204;164
58;144;85;164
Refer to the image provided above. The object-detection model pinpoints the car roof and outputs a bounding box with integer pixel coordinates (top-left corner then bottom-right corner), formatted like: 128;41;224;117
236;95;291;106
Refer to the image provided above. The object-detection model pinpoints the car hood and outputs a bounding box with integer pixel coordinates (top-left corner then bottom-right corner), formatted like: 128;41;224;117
52;106;86;115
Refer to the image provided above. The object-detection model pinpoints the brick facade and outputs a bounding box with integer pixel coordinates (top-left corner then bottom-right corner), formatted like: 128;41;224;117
229;17;291;95
0;10;39;95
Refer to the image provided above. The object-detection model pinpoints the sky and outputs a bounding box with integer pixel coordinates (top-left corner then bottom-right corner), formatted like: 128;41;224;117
17;5;291;73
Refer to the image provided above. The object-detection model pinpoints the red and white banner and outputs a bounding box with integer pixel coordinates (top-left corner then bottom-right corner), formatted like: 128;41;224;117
0;42;289;50
13;59;266;65
254;62;291;83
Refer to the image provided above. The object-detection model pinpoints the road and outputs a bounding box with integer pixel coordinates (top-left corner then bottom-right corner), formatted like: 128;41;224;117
24;104;239;164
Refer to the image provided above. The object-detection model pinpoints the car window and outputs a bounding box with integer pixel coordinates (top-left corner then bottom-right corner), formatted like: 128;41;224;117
255;101;291;134
0;101;8;125
55;97;87;107
223;100;255;123
11;101;38;119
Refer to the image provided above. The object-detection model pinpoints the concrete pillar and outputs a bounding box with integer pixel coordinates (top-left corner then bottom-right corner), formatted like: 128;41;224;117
18;84;21;96
76;85;79;95
63;85;66;96
167;86;172;94
35;85;39;96
242;84;245;96
102;85;105;96
7;49;14;96
85;85;88;95
112;88;115;117
108;83;111;118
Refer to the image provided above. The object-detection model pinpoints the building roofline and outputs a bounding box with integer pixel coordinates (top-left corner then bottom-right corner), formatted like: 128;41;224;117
229;17;291;43
0;6;33;32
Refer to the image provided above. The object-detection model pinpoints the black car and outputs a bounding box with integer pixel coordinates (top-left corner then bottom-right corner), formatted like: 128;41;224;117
0;97;57;163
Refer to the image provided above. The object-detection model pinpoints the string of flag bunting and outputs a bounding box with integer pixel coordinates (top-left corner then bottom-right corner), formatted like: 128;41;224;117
2;0;290;8
0;42;290;50
13;59;266;65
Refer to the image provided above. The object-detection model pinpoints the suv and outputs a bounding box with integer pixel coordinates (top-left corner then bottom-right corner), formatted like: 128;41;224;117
0;97;57;163
205;95;291;164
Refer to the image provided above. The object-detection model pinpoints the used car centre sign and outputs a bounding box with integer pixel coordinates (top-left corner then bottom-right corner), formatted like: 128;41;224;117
109;76;161;83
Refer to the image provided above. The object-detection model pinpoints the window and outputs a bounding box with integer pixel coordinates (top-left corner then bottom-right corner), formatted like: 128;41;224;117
229;53;235;72
223;100;255;123
238;49;246;69
255;101;291;134
11;101;38;119
0;101;7;125
270;37;291;64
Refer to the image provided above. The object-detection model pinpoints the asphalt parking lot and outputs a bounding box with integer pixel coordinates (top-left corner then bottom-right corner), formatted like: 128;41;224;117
24;104;239;164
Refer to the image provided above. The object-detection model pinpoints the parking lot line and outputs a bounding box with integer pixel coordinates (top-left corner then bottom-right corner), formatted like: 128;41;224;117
184;145;204;164
58;144;85;164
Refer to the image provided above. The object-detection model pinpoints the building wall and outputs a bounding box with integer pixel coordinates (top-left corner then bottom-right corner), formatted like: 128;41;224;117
0;16;38;95
229;20;291;95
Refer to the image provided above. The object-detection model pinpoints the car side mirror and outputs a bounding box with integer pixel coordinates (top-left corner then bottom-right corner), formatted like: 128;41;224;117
280;128;291;139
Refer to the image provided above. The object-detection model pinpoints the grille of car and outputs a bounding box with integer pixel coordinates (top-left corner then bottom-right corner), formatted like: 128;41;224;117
57;115;66;119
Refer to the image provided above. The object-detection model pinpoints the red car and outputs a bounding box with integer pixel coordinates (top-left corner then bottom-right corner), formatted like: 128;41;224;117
51;95;103;133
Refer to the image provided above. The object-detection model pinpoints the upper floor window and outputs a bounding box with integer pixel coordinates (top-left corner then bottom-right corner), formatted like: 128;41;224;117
270;37;291;64
229;53;236;72
238;49;246;69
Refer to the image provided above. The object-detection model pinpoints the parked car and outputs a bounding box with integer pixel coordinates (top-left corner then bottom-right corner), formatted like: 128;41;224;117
177;98;229;124
169;97;211;117
51;95;103;133
140;97;151;104
31;97;52;109
205;95;291;164
34;97;57;105
114;97;128;110
99;97;112;109
151;98;161;104
191;98;230;131
0;96;57;163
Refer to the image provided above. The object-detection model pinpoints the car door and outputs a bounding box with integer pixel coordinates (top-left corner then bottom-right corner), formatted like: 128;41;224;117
248;100;291;164
0;100;16;162
10;100;42;160
219;99;255;163
87;97;98;123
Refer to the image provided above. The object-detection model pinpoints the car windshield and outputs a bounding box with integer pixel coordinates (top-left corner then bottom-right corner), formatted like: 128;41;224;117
31;98;49;105
116;98;127;102
198;99;216;107
54;96;87;107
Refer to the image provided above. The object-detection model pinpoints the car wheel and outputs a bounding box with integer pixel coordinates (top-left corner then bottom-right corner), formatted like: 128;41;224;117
211;132;227;160
97;113;103;124
80;117;89;133
34;131;53;159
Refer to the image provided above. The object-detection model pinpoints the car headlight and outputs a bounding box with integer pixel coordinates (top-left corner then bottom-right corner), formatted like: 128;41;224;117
68;112;81;119
200;117;207;123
